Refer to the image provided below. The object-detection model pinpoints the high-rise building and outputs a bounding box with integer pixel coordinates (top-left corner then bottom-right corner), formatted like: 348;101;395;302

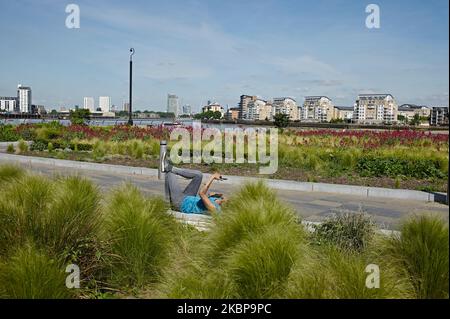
182;104;192;115
17;85;32;113
99;96;111;113
123;102;130;113
430;107;449;126
245;99;272;121
238;95;257;119
302;96;334;122
272;97;298;121
83;97;95;112
0;97;18;112
167;94;179;117
353;94;398;124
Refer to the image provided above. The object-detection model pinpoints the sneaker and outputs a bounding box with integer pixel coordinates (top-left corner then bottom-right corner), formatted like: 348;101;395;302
161;150;173;172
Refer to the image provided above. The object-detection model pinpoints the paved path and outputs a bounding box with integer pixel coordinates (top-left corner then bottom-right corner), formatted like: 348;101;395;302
5;161;448;230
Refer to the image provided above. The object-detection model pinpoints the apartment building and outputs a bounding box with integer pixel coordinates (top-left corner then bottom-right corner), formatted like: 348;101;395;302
398;104;431;121
83;97;95;112
99;96;111;113
0;97;18;112
167;94;179;117
244;99;272;121
202;102;224;118
302;96;334;122
430;107;449;126
272;97;298;121
353;94;398;124
17;85;32;113
225;107;240;120
333;106;354;121
238;95;257;119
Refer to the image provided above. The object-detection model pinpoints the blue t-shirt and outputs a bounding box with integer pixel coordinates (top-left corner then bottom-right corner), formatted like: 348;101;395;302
180;195;221;214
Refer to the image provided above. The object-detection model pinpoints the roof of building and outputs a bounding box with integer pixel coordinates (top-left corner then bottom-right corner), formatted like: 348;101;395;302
358;93;393;99
334;105;353;110
273;97;296;102
304;96;331;101
398;104;429;111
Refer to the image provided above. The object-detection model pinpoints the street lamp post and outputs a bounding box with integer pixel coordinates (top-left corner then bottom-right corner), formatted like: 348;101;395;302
128;48;135;126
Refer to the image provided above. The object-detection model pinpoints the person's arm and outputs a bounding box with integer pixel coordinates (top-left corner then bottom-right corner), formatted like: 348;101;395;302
199;173;221;212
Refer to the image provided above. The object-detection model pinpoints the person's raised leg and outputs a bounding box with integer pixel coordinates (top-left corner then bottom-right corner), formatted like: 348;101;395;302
165;171;184;210
170;167;203;197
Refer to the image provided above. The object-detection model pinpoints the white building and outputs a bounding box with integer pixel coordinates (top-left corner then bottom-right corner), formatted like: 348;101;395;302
17;85;32;113
167;94;179;117
245;99;271;121
353;94;398;124
202;102;225;118
272;97;298;120
83;97;95;112
0;97;18;112
99;96;111;113
302;96;334;122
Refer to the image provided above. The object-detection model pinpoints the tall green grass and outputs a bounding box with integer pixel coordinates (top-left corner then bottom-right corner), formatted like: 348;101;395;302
0;171;103;288
0;164;24;183
161;182;305;299
381;215;449;299
0;243;71;299
103;184;175;288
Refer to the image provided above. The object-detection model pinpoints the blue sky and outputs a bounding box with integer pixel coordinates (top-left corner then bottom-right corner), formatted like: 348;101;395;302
0;0;448;111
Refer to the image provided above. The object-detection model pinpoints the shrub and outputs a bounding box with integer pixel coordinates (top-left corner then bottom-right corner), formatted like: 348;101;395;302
103;184;174;287
6;144;15;153
17;139;29;154
0;124;20;141
0;243;71;299
30;139;48;151
356;155;445;179
381;215;449;298
312;212;376;252
47;142;54;152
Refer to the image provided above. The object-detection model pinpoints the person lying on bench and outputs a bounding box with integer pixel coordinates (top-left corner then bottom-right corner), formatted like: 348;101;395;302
162;155;226;215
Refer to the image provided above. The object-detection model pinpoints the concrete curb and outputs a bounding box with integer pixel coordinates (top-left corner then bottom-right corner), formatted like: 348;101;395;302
0;153;445;203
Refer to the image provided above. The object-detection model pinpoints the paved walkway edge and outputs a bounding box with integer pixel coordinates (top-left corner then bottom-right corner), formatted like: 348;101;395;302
0;153;446;203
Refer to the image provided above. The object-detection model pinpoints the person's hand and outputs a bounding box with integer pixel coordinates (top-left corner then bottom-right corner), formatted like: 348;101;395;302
211;173;221;180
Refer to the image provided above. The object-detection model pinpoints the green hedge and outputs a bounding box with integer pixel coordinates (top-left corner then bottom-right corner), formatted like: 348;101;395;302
356;155;446;179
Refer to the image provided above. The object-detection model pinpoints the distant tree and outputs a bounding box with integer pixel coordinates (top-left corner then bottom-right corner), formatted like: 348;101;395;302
273;113;290;128
330;118;344;124
397;114;407;123
69;108;90;125
50;109;58;115
410;113;421;126
194;111;222;120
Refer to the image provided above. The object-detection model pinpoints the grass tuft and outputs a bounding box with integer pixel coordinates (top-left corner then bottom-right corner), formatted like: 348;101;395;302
381;214;449;298
0;243;72;299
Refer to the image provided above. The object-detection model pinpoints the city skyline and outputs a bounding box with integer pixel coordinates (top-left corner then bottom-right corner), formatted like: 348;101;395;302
0;0;448;112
